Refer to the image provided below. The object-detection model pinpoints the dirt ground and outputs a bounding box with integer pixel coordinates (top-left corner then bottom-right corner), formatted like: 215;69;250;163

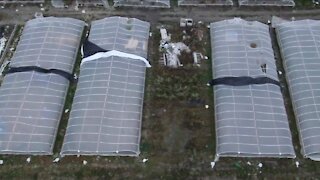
0;2;320;179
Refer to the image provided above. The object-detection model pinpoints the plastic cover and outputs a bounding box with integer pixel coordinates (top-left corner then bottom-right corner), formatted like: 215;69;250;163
211;18;295;158
0;17;85;155
61;17;150;156
275;19;320;161
238;0;294;6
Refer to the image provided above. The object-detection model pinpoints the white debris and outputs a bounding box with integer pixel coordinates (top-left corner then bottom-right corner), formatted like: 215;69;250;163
26;157;31;163
40;8;45;11
247;161;251;166
204;56;209;60
1;6;4;9
20;4;24;7
210;161;215;168
83;160;88;165
267;20;271;24
53;158;60;163
142;158;148;163
81;10;86;14
64;109;70;113
40;3;43;7
205;105;209;109
0;37;7;56
258;163;263;168
10;47;14;51
149;32;152;37
295;161;299;168
0;160;3;165
278;71;283;75
15;9;19;12
206;83;211;87
207;25;211;29
116;150;119;154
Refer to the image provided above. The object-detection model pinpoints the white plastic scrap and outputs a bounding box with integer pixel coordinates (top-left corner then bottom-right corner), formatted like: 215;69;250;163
83;160;88;165
205;105;209;109
1;6;4;9
53;158;60;163
142;158;148;163
40;8;45;11
206;83;211;87
81;10;86;14
26;157;31;163
278;71;283;75
64;109;70;113
295;161;299;168
0;160;3;165
258;163;263;168
267;20;271;24
204;56;209;60
15;9;19;12
247;161;251;166
210;161;215;168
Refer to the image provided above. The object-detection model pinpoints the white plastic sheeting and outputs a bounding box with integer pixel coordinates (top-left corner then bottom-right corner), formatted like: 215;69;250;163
114;0;170;8
0;17;85;155
275;19;320;161
238;0;295;6
211;18;295;158
178;0;233;6
61;17;150;156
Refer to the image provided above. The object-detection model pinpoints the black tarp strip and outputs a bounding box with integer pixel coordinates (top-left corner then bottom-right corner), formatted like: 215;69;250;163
83;39;108;58
6;66;75;83
209;76;280;87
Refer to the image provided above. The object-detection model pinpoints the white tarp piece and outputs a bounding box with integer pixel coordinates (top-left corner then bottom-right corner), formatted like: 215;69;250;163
0;17;85;155
61;17;151;156
211;18;295;158
114;0;170;8
275;18;320;161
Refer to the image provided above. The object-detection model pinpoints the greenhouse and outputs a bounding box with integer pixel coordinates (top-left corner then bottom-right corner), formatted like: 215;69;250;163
238;0;294;6
61;17;150;156
178;0;233;6
113;0;170;8
211;18;295;158
0;0;44;3
0;17;85;155
275;19;320;161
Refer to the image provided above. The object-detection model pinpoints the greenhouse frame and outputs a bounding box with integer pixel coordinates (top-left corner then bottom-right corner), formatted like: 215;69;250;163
0;17;85;155
61;17;150;156
238;0;295;6
275;19;320;161
178;0;233;6
113;0;170;8
211;18;295;158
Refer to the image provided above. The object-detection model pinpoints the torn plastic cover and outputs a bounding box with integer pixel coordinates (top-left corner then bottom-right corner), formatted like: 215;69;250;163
82;39;151;68
209;76;280;87
6;66;75;82
82;39;108;58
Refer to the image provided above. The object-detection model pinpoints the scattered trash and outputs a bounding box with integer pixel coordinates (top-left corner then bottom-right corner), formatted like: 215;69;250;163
149;32;152;37
258;162;263;168
278;70;283;75
142;158;148;163
64;109;70;113
204;56;209;60
81;10;86;14
26;157;31;163
1;6;4;9
0;160;3;165
205;105;209;109
20;4;24;7
247;161;252;166
83;160;88;165
267;20;271;24
198;21;203;25
15;9;19;12
295;161;300;168
206;83;211;87
207;25;211;29
193;52;204;66
53;158;60;163
210;161;215;168
40;8;45;11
